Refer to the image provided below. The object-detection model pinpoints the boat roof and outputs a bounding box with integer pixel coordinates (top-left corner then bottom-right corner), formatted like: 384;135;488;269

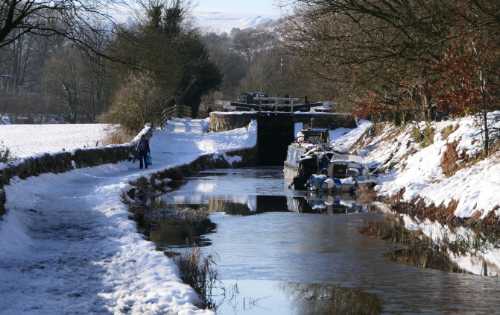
330;154;364;165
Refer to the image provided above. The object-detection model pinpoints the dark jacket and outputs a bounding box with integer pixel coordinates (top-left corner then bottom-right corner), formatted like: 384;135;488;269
136;137;150;156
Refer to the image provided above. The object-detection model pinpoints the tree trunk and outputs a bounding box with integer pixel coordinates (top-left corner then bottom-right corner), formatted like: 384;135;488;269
483;109;489;156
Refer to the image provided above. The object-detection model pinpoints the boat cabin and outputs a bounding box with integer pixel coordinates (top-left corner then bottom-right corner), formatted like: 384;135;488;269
327;159;367;179
296;128;330;145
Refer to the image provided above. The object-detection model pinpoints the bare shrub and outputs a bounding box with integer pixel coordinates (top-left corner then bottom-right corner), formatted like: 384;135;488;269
441;124;458;140
441;142;460;177
100;71;166;132
411;125;435;147
103;128;135;145
175;247;217;309
0;142;14;163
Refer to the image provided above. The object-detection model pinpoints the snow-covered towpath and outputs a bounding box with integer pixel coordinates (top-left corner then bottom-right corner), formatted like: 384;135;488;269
0;120;256;315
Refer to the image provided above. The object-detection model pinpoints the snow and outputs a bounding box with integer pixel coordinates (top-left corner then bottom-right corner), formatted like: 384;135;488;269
164;118;209;134
221;153;242;165
0;119;257;314
209;111;255;115
0;124;117;158
158;119;256;157
334;114;500;218
330;119;372;152
193;11;278;33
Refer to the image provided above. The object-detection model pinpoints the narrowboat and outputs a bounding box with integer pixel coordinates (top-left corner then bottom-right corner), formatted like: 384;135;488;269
284;128;334;189
307;156;378;193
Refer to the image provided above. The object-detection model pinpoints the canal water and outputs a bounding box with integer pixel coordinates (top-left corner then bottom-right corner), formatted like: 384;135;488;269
157;168;500;314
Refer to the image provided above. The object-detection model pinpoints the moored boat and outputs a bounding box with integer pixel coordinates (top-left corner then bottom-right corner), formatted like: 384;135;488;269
307;157;378;193
284;128;332;189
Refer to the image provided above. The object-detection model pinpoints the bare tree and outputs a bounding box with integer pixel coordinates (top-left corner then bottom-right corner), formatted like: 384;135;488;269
0;0;117;52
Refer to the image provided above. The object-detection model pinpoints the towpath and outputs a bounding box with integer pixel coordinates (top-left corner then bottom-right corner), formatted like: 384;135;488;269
0;120;255;315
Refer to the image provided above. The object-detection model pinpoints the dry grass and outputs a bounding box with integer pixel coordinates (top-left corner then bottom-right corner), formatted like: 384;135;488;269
353;122;400;152
411;124;435;147
103;127;135;145
175;247;218;309
441;140;499;178
441;142;460;177
441;124;458;140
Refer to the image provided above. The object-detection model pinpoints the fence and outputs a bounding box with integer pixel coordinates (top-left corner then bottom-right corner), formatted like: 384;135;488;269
161;105;192;127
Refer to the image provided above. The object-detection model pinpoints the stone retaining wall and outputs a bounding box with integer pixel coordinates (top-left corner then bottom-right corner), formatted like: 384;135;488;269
294;113;357;129
146;146;257;185
0;188;5;217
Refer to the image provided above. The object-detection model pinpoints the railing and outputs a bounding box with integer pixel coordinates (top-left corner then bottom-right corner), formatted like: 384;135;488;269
230;101;324;112
160;105;192;126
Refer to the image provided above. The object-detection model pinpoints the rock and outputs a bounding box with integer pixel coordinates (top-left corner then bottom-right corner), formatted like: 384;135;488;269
0;188;6;217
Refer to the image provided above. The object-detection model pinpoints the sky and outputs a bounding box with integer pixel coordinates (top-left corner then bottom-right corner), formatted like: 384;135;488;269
193;0;285;15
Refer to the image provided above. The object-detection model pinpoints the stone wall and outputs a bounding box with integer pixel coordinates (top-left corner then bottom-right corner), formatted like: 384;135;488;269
0;188;5;217
293;113;357;129
126;147;257;206
209;111;356;132
148;147;257;185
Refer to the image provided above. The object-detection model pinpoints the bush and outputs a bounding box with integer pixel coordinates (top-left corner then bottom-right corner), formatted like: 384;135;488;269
441;124;458;140
0;142;13;163
100;71;167;132
411;124;435;147
175;247;217;309
103;127;135;145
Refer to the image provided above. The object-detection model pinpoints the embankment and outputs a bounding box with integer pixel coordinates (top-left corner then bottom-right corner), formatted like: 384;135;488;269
340;113;500;225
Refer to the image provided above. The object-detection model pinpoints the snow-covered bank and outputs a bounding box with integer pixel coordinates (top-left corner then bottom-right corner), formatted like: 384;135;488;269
0;119;256;314
0;124;117;158
334;114;500;219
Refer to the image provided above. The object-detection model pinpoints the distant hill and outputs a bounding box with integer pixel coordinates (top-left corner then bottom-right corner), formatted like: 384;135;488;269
192;11;279;33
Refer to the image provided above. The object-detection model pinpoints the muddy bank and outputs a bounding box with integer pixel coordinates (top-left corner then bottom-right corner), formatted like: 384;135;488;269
382;191;500;240
360;213;468;274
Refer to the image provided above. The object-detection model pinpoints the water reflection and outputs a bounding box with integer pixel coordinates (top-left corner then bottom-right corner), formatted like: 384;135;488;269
215;280;381;315
281;282;382;315
143;192;367;249
367;209;500;277
140;204;216;249
149;168;500;314
165;194;368;216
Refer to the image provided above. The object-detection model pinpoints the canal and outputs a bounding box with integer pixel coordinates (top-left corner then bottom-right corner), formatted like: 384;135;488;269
151;168;500;314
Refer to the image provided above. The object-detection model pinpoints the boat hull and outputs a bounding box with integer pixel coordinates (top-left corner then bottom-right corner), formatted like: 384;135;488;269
283;162;299;186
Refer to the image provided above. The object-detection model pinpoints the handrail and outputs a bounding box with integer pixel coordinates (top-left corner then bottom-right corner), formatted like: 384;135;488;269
160;105;192;127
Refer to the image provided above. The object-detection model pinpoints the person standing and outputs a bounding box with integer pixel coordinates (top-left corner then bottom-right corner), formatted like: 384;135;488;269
136;135;151;169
